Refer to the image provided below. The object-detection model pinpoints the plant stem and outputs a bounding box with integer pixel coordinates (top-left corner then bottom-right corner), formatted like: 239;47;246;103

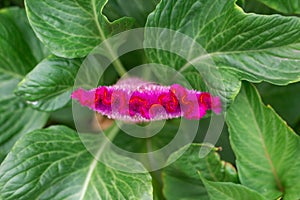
112;58;127;77
106;122;121;141
91;0;127;77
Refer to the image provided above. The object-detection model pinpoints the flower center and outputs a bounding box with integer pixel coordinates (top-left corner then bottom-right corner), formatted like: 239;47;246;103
199;93;212;110
95;87;112;109
129;95;150;119
158;91;179;113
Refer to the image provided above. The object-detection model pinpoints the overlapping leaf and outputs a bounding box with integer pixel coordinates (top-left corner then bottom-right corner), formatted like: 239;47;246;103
226;83;300;199
201;178;267;200
25;0;135;58
145;0;300;104
162;144;238;200
0;125;153;200
16;56;82;111
0;8;39;77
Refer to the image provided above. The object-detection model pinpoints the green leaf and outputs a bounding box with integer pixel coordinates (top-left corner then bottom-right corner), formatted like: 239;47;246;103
0;125;153;200
0;7;44;78
163;144;238;200
15;56;81;111
3;7;49;62
226;83;300;199
145;0;300;104
257;82;300;127
103;0;160;27
201;177;267;200
0;7;49;161
25;0;135;58
255;0;300;14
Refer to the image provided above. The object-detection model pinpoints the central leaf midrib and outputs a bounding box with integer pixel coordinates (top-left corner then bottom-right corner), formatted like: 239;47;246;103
0;68;23;79
91;0;106;41
205;155;218;181
78;124;120;200
90;0;126;76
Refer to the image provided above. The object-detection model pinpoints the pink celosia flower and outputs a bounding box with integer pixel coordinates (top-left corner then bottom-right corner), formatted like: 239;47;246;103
71;78;221;122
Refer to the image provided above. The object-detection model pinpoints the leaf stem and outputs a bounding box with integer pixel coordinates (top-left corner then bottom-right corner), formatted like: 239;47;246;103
112;58;127;77
91;0;127;77
79;122;120;200
106;122;121;141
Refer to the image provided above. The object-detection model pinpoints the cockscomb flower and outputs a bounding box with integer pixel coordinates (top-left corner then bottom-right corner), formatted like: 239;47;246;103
71;78;221;122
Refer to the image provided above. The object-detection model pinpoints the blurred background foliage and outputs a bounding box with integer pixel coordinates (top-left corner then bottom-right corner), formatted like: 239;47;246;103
0;0;24;8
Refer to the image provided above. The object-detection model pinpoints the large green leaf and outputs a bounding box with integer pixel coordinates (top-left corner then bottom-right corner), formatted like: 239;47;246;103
0;7;48;161
103;0;160;27
256;0;300;14
201;178;267;200
0;125;153;199
162;144;238;200
145;0;300;104
0;8;39;77
2;7;49;63
257;82;300;127
15;56;81;111
25;0;135;58
226;83;300;199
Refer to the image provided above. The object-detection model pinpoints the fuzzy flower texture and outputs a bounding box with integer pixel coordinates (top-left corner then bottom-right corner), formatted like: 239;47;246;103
71;78;222;122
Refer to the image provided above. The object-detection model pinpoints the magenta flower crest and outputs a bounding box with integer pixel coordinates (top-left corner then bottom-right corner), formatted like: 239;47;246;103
71;78;222;122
